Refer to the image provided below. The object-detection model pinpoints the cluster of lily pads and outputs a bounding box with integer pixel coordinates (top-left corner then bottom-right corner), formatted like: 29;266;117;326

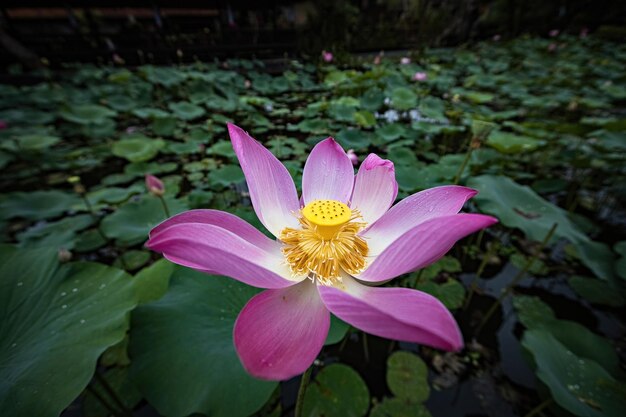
0;34;625;417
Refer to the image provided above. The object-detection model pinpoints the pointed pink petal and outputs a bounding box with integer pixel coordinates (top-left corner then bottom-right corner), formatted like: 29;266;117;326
228;123;301;237
356;213;498;282
350;153;398;225
302;138;354;204
147;223;303;289
234;280;330;380
318;275;463;351
150;209;279;253
359;214;497;282
362;185;479;254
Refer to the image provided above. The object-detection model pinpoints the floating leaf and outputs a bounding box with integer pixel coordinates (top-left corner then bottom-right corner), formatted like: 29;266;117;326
522;329;626;417
302;364;370;417
101;196;187;246
129;267;277;417
0;245;137;417
112;135;165;162
168;101;206;121
468;175;615;281
568;276;624;307
387;351;430;401
0;191;81;221
60;104;117;125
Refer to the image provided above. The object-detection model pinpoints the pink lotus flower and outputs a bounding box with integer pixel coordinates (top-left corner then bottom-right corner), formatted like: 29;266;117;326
145;174;165;196
549;29;559;37
321;50;333;63
400;57;411;65
413;71;428;82
147;124;497;380
347;149;359;165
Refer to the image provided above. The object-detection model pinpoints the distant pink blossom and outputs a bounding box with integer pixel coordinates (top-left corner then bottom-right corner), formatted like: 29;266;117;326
400;57;411;65
145;174;165;196
413;72;428;82
549;29;559;37
147;123;497;381
492;34;501;42
244;79;252;89
347;149;358;165
321;50;333;63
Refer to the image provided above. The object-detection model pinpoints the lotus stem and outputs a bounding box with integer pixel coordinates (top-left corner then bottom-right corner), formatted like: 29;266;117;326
476;223;558;336
157;195;171;218
86;384;124;417
294;366;313;417
94;372;133;417
463;240;499;310
523;398;553;417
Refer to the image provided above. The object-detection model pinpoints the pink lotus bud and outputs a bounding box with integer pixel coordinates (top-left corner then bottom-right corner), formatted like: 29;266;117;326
413;72;427;82
321;50;333;63
112;53;125;65
0;120;7;130
548;43;557;52
373;55;381;65
145;174;165;196
347;149;358;166
244;79;252;89
400;57;411;65
492;34;501;41
549;29;559;37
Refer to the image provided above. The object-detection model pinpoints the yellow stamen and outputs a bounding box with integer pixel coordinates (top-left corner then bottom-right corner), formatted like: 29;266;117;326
281;199;368;286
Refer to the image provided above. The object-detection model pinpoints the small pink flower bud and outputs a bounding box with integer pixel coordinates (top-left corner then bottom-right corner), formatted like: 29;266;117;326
400;57;411;65
413;72;427;81
347;149;358;166
322;50;333;63
492;34;501;41
145;174;165;196
549;29;559;37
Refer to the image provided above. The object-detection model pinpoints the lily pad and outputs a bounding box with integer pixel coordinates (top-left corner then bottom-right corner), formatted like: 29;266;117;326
168;101;206;121
468;175;615;281
568;276;625;307
129;267;277;417
486;130;544;154
391;87;418;110
0;245;137;417
522;329;626;417
302;364;370;417
0;191;81;221
60;104;117;125
387;351;430;401
101;196;187;246
112;135;165;162
208;165;245;187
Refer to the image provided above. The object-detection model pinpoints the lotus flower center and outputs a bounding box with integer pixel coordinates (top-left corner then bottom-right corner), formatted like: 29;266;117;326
280;199;368;286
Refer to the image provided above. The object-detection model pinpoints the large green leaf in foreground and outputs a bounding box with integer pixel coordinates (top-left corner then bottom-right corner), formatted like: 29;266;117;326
468;175;615;281
0;245;137;417
129;267;277;417
522;329;626;417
